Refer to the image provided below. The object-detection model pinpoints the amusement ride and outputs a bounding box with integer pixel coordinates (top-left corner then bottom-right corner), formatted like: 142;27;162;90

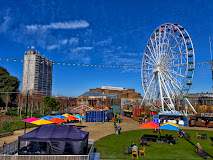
140;23;197;116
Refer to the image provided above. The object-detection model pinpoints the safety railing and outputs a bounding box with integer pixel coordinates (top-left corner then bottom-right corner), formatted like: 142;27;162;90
0;139;95;160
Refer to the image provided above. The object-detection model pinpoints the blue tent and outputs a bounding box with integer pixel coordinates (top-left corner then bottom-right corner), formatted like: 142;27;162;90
53;115;66;119
39;116;54;120
74;115;85;119
158;124;179;131
18;124;89;155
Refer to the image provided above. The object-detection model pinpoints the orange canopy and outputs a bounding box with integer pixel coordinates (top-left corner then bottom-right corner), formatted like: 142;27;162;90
48;118;66;123
139;123;159;129
64;116;79;121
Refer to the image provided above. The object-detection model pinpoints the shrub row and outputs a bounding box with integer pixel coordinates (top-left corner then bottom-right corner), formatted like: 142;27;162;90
2;121;36;132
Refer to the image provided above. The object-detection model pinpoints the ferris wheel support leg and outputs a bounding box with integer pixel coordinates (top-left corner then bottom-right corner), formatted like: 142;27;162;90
185;98;197;114
140;75;155;109
159;72;175;111
157;72;164;111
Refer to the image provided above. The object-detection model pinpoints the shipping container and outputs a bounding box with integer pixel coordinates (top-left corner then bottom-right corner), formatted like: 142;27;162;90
85;110;109;122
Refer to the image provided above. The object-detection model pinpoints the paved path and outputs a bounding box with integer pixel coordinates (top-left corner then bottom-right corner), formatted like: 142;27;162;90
0;116;212;146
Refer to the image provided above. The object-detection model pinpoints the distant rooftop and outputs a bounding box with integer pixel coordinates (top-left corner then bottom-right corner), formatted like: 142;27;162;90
101;86;127;91
80;90;118;99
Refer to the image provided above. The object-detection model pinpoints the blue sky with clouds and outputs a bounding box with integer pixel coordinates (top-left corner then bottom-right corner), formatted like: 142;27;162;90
0;0;213;97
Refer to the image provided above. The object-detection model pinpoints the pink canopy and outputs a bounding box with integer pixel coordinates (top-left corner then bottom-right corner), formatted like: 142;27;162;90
22;117;40;123
146;121;159;126
139;121;159;129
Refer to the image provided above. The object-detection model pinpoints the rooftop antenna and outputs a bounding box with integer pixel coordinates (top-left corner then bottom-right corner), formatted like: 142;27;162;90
209;36;213;93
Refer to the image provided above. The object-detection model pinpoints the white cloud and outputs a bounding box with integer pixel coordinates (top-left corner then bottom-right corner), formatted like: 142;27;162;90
61;39;68;45
26;20;89;30
121;52;140;57
72;47;93;52
47;44;59;50
0;9;12;33
103;52;141;73
95;37;112;46
69;38;79;45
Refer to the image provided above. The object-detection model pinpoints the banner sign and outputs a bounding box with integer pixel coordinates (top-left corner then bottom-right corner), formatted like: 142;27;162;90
113;99;121;113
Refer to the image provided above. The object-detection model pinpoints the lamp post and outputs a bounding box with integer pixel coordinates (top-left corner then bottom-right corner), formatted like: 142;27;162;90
102;92;104;123
24;90;29;134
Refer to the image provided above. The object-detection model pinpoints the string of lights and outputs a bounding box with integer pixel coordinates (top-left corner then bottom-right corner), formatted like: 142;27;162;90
0;57;211;69
0;58;141;68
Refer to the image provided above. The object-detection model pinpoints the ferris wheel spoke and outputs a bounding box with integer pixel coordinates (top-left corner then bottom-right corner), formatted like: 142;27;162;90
140;74;155;107
168;63;187;67
148;77;157;101
167;49;187;65
150;38;158;57
146;46;157;63
144;52;157;65
154;32;159;58
160;71;176;98
166;71;183;90
159;72;175;110
166;68;185;78
165;35;184;59
143;68;154;71
163;32;178;60
162;70;180;97
143;61;155;66
167;51;187;66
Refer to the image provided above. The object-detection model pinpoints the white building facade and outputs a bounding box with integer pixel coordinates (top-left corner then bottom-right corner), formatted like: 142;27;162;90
22;47;53;95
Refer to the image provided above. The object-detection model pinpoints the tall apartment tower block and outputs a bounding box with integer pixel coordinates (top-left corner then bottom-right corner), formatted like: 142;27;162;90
22;46;53;95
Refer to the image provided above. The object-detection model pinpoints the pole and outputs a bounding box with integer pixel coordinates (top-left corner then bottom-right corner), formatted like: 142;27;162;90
24;90;29;134
6;93;8;112
209;37;213;93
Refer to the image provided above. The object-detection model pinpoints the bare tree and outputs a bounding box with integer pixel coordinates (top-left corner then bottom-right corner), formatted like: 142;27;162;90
2;93;11;112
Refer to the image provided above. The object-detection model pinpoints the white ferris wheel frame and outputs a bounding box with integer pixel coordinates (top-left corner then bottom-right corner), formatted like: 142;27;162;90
140;23;196;114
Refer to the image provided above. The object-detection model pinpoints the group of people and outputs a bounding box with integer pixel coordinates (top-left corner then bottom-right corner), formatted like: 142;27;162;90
179;130;185;138
139;117;147;124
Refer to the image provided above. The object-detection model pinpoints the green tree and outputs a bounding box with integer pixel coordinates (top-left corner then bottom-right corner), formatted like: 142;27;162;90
0;66;20;111
42;96;60;113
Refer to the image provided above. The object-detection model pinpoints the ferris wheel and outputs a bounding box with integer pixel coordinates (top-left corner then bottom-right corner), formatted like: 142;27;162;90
141;23;197;114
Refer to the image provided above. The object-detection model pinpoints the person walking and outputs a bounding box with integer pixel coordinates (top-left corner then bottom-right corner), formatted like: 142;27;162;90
176;118;179;125
205;119;209;128
117;126;121;135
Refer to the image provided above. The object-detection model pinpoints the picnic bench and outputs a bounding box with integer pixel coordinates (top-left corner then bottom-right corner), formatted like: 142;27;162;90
184;133;190;140
141;134;158;142
210;137;213;146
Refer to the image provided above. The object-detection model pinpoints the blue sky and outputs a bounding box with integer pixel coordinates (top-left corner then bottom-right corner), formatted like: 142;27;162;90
0;0;213;97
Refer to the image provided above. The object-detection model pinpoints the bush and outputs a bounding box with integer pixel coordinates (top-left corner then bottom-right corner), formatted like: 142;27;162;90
2;122;13;132
2;121;36;132
32;110;43;118
6;108;18;117
0;129;6;134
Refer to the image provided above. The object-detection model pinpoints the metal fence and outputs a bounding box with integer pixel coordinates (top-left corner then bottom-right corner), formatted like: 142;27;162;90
0;140;18;155
0;139;95;160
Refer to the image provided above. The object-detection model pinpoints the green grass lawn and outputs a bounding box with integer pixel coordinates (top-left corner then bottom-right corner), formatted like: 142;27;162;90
95;129;213;159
